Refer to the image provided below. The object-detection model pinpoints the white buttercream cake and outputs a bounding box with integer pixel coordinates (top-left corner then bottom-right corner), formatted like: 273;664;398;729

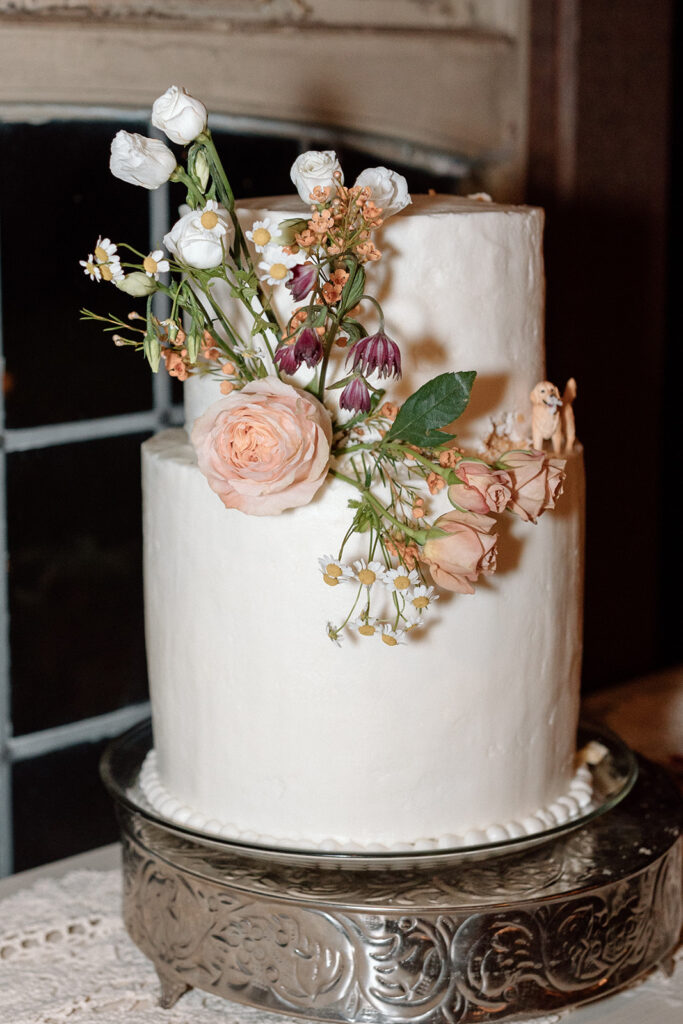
139;195;587;851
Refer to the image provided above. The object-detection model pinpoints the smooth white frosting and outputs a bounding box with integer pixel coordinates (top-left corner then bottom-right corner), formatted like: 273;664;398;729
142;195;585;849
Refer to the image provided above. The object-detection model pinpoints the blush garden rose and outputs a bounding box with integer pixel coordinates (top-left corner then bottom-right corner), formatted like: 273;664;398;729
421;511;498;594
449;460;512;514
498;450;565;523
191;378;333;516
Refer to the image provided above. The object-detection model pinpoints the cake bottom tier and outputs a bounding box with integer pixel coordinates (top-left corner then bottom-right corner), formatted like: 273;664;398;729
142;430;585;850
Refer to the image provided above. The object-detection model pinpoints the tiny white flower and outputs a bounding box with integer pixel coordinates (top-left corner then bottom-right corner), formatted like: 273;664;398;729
246;218;275;253
352;616;381;638
405;584;439;620
380;624;406;647
350;560;387;588
93;237;118;264
80;255;101;282
196;199;228;235
318;555;350;586
258;244;304;287
143;249;170;280
101;259;124;284
110;262;125;283
326;622;343;646
383;567;420;593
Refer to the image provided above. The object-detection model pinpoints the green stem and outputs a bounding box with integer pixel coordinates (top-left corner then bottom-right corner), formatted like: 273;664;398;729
170;166;204;208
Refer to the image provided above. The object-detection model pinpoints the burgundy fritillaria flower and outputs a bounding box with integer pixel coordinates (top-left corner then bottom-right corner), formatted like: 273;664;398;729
339;376;371;413
346;330;401;380
294;327;323;368
274;344;302;375
287;262;318;301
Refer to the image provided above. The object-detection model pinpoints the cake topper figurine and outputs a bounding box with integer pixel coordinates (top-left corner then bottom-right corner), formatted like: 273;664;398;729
80;84;571;645
530;378;577;453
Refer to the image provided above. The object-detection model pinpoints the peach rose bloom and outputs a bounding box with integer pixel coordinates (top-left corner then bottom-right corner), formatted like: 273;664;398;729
191;378;332;515
498;449;566;523
449;460;512;514
421;510;498;594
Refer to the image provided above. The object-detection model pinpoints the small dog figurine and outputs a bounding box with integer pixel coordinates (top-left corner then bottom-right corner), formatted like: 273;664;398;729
530;379;577;453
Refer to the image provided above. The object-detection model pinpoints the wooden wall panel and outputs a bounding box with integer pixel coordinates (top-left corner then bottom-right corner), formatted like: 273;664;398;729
0;2;531;199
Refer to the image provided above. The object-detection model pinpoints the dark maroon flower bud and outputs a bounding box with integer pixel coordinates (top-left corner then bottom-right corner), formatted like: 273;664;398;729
294;327;323;368
274;344;302;375
339;376;371;413
287;262;318;301
346;330;401;380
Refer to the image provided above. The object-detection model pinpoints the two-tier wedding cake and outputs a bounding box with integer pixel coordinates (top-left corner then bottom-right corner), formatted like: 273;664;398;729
84;86;586;853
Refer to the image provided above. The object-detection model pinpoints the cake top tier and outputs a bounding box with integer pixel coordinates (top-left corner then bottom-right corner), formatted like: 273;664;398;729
185;192;546;442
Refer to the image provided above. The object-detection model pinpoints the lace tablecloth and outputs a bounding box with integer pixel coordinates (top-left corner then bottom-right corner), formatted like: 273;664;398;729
0;866;681;1024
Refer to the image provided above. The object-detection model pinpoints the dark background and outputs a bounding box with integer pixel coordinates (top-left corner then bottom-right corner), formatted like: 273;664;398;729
1;1;680;870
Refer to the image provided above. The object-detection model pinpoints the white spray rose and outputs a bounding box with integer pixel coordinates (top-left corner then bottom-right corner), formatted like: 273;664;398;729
152;85;208;146
290;150;343;203
163;201;233;270
354;166;412;217
110;131;177;189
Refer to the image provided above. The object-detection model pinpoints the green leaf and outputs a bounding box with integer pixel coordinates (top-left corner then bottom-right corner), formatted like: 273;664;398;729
340;318;367;346
338;262;365;316
186;331;201;364
383;370;476;448
143;296;161;373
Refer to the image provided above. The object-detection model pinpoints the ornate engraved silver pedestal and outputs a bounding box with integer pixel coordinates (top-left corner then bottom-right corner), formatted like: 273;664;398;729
102;723;682;1023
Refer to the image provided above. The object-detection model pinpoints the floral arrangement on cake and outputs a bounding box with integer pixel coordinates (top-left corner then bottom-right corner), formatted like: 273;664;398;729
81;86;568;645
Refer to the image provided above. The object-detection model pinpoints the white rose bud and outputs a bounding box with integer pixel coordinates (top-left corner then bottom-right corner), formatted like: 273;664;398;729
110;131;177;190
152;85;208;146
115;272;158;297
163;202;233;270
354;166;412;218
194;150;211;191
290;150;343;203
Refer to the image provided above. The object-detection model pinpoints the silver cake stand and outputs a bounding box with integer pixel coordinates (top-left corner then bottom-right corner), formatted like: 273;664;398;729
102;722;682;1022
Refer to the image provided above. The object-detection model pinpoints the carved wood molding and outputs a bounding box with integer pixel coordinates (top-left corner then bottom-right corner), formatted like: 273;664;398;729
0;1;530;198
0;1;520;35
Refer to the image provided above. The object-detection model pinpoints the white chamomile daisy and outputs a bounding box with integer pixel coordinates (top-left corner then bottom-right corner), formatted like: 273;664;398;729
408;584;438;615
353;616;381;638
100;259;124;284
326;623;343;646
143;249;170;280
93;236;118;264
246;218;276;253
380;624;406;647
383;566;420;593
80;255;101;282
318;555;349;587
258;244;304;286
198;199;228;235
350;559;386;588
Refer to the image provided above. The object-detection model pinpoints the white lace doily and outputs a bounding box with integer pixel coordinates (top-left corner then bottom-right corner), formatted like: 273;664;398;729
0;868;680;1024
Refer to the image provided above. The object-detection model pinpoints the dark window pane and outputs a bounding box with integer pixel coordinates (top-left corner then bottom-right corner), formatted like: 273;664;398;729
8;434;148;734
210;132;301;198
12;739;120;871
0;120;153;428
